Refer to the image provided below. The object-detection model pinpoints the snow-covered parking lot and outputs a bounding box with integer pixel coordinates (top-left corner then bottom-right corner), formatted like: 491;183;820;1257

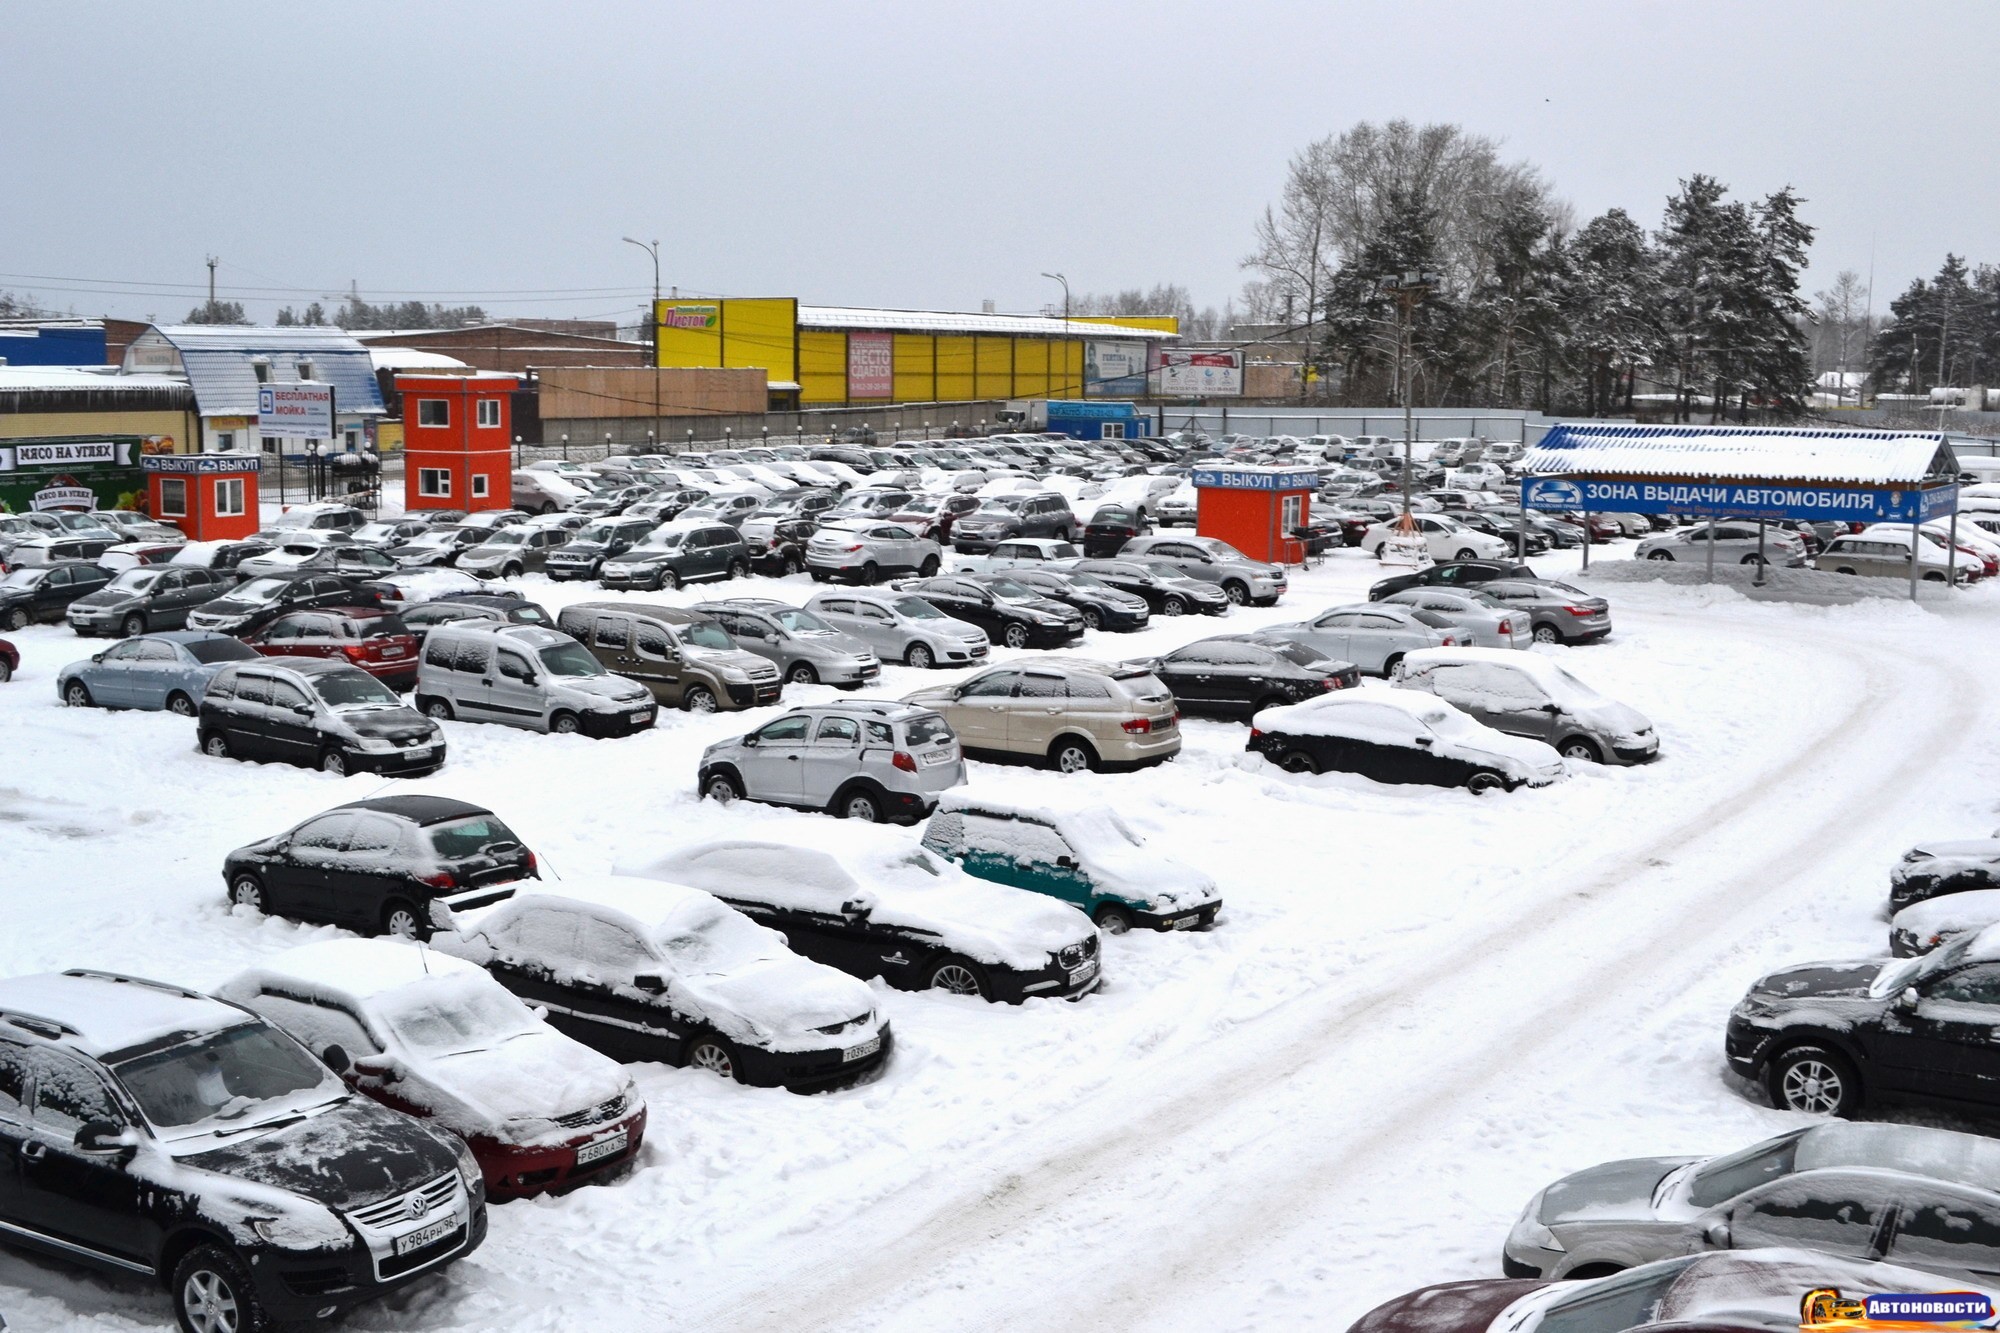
3;546;1998;1332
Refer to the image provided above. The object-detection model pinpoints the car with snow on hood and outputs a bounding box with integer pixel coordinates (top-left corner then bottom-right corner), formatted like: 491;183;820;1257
557;602;781;713
57;630;257;714
432;876;890;1090
921;795;1219;934
1392;647;1658;765
0;969;485;1333
1247;690;1565;793
1891;889;2000;958
198;657;445;777
1890;831;2000;914
217;939;645;1200
626;834;1101;1001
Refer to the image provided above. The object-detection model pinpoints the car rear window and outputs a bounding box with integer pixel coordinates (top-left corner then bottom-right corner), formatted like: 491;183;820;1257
904;715;954;747
1411;610;1456;629
427;815;523;861
185;639;258;665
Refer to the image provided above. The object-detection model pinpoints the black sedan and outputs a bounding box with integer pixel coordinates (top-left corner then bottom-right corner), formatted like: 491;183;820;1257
1138;637;1358;719
894;575;1083;649
185;571;380;635
1726;930;2000;1117
1002;568;1151;631
1367;559;1537;602
1056;557;1229;616
224;795;535;939
1080;503;1150;558
0;560;113;629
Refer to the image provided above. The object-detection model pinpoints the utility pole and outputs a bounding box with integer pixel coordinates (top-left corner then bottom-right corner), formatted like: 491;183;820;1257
624;237;662;450
1042;272;1070;394
1380;270;1441;522
205;256;218;316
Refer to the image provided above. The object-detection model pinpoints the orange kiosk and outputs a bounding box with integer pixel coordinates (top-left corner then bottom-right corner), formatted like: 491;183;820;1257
1192;465;1317;564
141;454;262;541
396;372;518;514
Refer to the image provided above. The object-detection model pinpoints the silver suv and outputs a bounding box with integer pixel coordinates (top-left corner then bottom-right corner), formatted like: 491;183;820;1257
806;518;941;585
698;700;967;822
695;597;882;688
455;526;570;579
1117;535;1288;606
806;589;990;669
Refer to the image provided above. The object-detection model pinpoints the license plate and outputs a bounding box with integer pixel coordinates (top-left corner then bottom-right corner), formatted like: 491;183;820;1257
381;646;406;657
842;1034;881;1063
1170;913;1202;931
1067;960;1099;986
575;1131;627;1165
860;666;880;678
919;748;954;766
1153;715;1176;731
393;1214;460;1256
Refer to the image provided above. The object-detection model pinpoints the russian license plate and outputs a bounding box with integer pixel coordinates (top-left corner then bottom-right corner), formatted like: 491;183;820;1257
1154;715;1176;731
382;646;406;657
861;666;880;678
919;748;954;766
842;1034;881;1063
1170;913;1202;930
1068;960;1100;986
393;1214;459;1256
575;1131;627;1166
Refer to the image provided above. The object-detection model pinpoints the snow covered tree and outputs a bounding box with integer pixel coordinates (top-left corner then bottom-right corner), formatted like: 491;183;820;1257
1561;209;1661;416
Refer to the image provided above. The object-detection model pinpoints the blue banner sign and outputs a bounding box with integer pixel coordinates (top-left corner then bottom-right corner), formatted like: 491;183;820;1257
1192;468;1320;491
1521;476;1957;524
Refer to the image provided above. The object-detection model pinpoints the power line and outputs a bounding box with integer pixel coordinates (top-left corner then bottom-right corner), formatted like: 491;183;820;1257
0;270;651;299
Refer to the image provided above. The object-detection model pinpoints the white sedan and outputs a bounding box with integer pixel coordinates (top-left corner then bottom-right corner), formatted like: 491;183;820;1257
1361;513;1509;562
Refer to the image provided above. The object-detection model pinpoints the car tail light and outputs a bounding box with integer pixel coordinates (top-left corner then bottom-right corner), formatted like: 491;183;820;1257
1441;634;1457;646
1565;605;1597;617
892;751;918;773
842;543;863;553
1322;677;1344;689
1497;619;1512;635
1122;718;1153;734
417;871;454;889
342;644;369;661
1249;727;1264;740
525;850;538;876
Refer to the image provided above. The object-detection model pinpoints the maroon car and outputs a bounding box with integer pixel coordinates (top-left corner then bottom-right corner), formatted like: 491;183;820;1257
244;606;422;690
0;637;16;683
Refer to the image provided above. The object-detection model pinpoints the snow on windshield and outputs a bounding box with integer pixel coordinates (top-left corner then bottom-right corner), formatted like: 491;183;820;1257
770;608;831;633
110;1023;334;1130
655;896;781;975
313;672;400;708
890;596;944;620
379;972;538;1056
540;641;606;676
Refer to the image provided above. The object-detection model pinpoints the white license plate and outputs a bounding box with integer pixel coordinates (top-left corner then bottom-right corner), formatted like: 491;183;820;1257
1153;716;1176;731
381;646;406;657
1068;960;1100;986
575;1131;627;1165
919;749;954;766
1170;914;1202;931
860;666;880;678
393;1214;460;1256
842;1034;881;1063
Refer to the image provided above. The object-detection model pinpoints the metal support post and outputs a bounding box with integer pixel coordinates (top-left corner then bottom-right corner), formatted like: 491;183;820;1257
1910;521;1921;601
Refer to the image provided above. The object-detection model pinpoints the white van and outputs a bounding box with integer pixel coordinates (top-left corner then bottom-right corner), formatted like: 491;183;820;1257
413;621;657;736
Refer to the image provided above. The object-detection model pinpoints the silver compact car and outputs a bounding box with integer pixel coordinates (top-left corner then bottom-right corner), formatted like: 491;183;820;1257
805;518;941;585
1116;535;1288;606
1380;588;1529;649
1394;647;1658;764
805;590;989;669
1637;521;1809;567
1476;579;1613;644
57;631;259;713
1250;603;1461;676
695;597;882;688
1504;1122;2000;1282
698;701;966;823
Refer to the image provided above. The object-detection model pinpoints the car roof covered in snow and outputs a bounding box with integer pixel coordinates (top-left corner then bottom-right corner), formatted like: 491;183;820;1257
333;794;492;826
486;875;713;933
222;938;482;1005
1402;646;1587;686
0;971;251;1059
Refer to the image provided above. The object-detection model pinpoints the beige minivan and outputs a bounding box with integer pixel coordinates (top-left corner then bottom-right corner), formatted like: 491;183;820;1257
903;658;1180;773
556;602;782;712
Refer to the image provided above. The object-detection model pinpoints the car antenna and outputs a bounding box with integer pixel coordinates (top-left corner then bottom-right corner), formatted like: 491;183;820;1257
417;938;430;974
537;852;562;881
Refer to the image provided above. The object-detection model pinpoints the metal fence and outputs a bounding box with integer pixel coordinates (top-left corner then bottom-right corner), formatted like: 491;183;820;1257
534;400;1011;458
1154;406;1556;445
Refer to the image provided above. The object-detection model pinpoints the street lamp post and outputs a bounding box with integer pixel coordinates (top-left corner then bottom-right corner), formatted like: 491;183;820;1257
1041;271;1070;394
623;236;662;448
1379;270;1442;521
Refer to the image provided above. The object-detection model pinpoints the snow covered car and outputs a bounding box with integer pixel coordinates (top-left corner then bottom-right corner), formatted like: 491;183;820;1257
1890;834;2000;913
922;796;1220;933
694;598;882;688
198;658;446;777
1502;1122;2000;1281
949;537;1083;574
1725;924;2000;1117
0;969;486;1333
1247;690;1565;793
433;876;890;1090
1891;889;2000;957
1117;535;1288;606
1393;648;1658;765
1353;1250;1997;1333
1378;588;1529;650
217;939;646;1200
56;630;257;714
1637;521;1809;567
805;589;990;669
626;836;1102;1001
223;795;535;938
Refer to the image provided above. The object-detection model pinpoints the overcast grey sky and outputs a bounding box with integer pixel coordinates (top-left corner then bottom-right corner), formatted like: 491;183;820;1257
2;0;1992;328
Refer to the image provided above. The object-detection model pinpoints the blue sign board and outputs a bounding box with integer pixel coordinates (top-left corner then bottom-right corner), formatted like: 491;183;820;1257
1191;468;1319;491
1046;400;1141;421
1521;476;1957;525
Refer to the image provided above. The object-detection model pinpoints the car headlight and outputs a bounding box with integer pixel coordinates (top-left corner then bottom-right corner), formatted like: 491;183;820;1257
355;736;400;753
718;668;751;683
448;1133;482;1192
1509;1206;1564;1254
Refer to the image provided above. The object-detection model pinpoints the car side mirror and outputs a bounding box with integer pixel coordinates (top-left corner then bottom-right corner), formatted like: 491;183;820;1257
1413;735;1434;747
75;1120;138;1157
353;1054;401;1082
1542;703;1563;715
1899;986;1920;1010
840;898;873;919
321;1044;351;1073
1055;855;1078;870
632;973;667;994
92;651;106;663
292;703;313;717
1702;1218;1731;1249
741;734;759;747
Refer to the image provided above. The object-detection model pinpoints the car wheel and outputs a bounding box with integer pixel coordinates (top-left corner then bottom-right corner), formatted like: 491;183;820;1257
420;696;454;720
1834;566;1857;575
1766;1043;1861;1116
702;770;743;803
810;571;829;583
3;607;26;631
861;561;881;585
686;1034;739;1080
550;710;582;734
1739;553;1765;566
1466;770;1507;794
1925;571;1947;583
1647;550;1674;561
924;956;989;998
905;642;934;669
173;1242;270;1333
660;568;682;590
1531;623;1562;645
1277;749;1319;775
1092;903;1134;934
782;554;803;576
1002;622;1031;649
1559;736;1602;763
0;658;10;683
320;749;350;776
1254;695;1287;715
381;900;429;941
835;785;884;822
201;731;231;759
1080;607;1102;631
229;874;266;914
1222;581;1250;605
121;612;147;638
503;563;523;578
1049;737;1097;774
166;691;197;717
728;559;748;580
538;501;558;515
682;685;718;713
786;662;818;685
919;555;941;576
1162;594;1187;616
1382;653;1403;677
1454;548;1478;561
63;680;93;708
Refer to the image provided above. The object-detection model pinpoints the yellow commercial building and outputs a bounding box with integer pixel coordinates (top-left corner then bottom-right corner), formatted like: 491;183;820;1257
653;299;1178;408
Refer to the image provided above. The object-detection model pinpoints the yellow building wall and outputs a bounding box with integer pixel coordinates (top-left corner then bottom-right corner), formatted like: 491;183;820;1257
935;337;976;401
1012;339;1049;398
797;331;847;405
1046;341;1085;396
0;408;198;450
892;335;934;402
719;298;798;384
655;301;723;368
1074;315;1180;334
974;338;1012;400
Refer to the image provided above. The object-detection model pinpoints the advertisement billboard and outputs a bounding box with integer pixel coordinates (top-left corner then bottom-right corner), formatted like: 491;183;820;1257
1084;340;1148;397
848;332;894;399
1521;476;1958;524
0;436;148;513
256;383;335;440
1153;348;1243;397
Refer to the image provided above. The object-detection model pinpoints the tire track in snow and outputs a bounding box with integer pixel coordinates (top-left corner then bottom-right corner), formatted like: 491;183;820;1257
678;618;1980;1333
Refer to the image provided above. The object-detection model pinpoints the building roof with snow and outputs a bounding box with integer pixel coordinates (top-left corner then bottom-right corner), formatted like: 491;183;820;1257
123;325;386;418
1523;423;1957;485
798;305;1179;340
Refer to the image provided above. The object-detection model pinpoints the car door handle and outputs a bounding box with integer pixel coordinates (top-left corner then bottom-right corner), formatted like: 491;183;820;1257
1044;707;1060;714
787;754;800;761
19;1141;45;1162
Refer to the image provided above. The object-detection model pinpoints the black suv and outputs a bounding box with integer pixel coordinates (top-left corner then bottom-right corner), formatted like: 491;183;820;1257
950;492;1078;553
224;796;533;939
199;658;444;777
1140;636;1358;719
0;970;485;1332
1727;935;2000;1118
186;571;379;636
895;575;1084;649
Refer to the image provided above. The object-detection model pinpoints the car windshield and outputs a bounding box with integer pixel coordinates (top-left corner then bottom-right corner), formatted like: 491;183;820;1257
408;531;458;550
482;529;530;546
105;569;162;592
427;814;522;860
655;898;775;975
1534;1259;1695;1333
539;642;606;676
314;672;401;709
976;498;1025;514
682;621;734;651
905;714;954;747
507;604;550;625
1198;539;1250;561
0;568;48;588
1140;561;1188;580
770;607;832;634
1265;642;1326;669
889;596;944;620
1064;572;1112;590
575;522;619;542
639;530;687;549
110;1022;336;1132
983;578;1036;599
232;577;293;602
1688;1132;1803;1207
186;638;257;664
381;978;539;1057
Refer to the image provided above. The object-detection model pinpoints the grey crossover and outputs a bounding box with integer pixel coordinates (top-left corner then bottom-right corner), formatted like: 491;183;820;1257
695;597;882;687
698;700;967;823
1116;535;1288;606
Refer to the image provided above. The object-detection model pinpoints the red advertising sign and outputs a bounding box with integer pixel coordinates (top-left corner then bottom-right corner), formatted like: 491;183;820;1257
848;332;894;399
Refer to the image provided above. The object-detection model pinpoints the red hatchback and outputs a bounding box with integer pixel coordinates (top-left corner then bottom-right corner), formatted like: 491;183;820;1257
0;637;16;683
245;606;422;690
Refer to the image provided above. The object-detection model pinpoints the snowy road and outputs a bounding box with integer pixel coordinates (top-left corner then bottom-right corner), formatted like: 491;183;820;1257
1;548;1995;1333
